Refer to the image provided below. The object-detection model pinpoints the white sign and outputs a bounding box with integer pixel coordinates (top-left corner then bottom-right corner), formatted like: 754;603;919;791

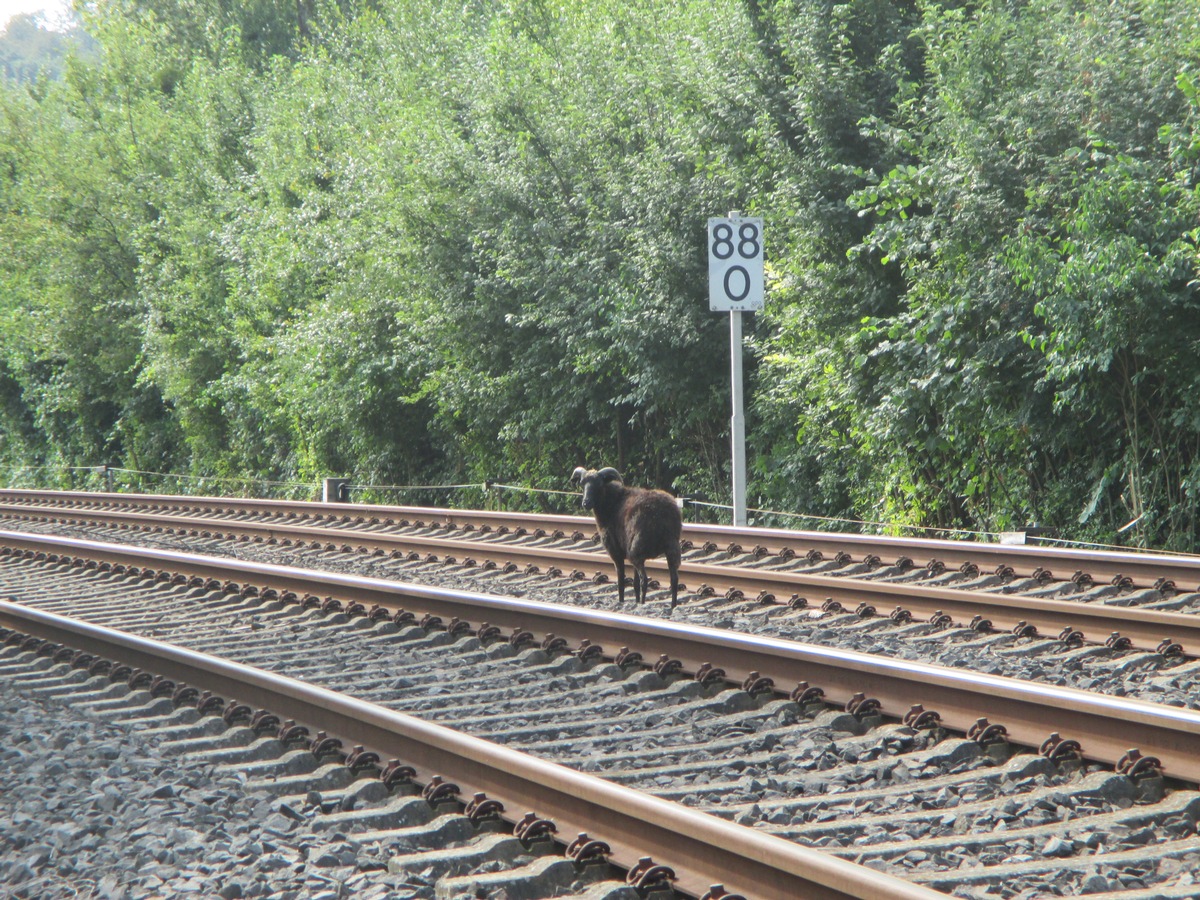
708;216;764;311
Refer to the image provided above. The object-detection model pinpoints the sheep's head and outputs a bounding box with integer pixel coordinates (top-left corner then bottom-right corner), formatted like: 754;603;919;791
570;466;622;511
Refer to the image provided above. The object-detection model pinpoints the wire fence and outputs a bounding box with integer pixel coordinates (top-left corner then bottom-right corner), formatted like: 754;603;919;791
0;463;1185;554
0;466;319;501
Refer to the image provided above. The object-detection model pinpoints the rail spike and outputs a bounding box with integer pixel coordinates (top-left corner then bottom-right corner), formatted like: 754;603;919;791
1106;632;1133;651
967;718;1010;762
1058;627;1085;649
741;671;775;698
846;692;882;722
1117;748;1163;781
653;654;683;679
1012;620;1038;639
345;745;382;776
790;681;825;711
575;639;605;664
422;774;461;810
380;760;418;792
464;792;505;830
1157;638;1183;657
1118;747;1167;802
626;856;676;892
1039;732;1083;766
514;812;557;849
969;614;993;633
694;662;726;687
310;731;346;762
903;704;942;731
566;832;612;869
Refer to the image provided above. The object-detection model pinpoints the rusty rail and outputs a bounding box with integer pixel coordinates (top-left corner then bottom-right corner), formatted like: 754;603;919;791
2;502;1198;657
4;489;1200;591
3;529;1199;785
0;599;941;900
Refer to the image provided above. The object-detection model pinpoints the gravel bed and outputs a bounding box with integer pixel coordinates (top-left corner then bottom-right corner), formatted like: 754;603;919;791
0;649;641;900
0;658;407;899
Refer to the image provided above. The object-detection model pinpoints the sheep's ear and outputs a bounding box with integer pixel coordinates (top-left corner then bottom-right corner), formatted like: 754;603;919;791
596;467;622;483
570;466;587;484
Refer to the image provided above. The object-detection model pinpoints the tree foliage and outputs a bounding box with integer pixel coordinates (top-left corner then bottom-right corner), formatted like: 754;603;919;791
1;12;93;83
1;0;1198;546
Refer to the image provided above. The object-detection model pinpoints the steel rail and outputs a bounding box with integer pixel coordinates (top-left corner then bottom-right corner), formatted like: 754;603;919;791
3;505;1197;656
0;502;593;547
0;600;942;900
5;488;1200;591
4;529;1199;785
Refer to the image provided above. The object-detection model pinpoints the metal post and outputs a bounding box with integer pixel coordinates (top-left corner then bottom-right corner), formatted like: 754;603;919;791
709;208;761;528
322;477;350;504
730;310;747;527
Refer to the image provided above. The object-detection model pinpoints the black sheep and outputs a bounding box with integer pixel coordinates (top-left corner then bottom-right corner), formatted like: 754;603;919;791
570;466;682;608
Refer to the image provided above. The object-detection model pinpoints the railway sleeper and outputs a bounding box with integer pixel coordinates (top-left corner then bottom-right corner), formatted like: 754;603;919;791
103;696;205;730
0;647;58;673
1094;586;1164;606
945;573;1011;592
791;769;1141;846
307;792;444;833
576;713;821;782
11;660;97;693
71;687;165;715
595;720;930;803
435;854;632;900
1148;656;1200;687
242;760;360;797
850;789;1200;867
181;735;309;766
387;831;543;883
912;833;1200;897
352;810;477;847
715;745;1053;826
107;695;180;723
476;684;769;754
211;746;322;780
1141;590;1200;612
138;709;229;741
917;570;983;589
38;674;133;706
1051;642;1139;664
163;724;260;755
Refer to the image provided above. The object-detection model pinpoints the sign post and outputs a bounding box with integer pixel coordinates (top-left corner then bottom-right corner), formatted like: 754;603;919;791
708;213;763;527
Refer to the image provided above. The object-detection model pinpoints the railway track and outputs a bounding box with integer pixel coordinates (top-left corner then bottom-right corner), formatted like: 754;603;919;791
6;487;1200;588
2;489;1199;663
2;524;1200;898
2;603;919;900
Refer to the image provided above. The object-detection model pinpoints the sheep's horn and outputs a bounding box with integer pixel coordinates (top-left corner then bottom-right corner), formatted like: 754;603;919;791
596;467;622;483
570;466;587;483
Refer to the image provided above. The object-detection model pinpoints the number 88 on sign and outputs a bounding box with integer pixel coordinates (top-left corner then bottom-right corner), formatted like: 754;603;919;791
708;216;764;311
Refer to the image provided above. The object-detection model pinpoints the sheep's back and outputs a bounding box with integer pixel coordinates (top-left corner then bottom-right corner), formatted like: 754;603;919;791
620;489;681;559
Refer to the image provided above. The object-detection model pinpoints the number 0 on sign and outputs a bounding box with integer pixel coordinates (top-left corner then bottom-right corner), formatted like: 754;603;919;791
708;216;764;311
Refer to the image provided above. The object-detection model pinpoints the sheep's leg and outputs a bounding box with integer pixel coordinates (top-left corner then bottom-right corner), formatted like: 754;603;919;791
614;557;627;605
666;544;681;608
632;563;647;604
626;556;649;604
